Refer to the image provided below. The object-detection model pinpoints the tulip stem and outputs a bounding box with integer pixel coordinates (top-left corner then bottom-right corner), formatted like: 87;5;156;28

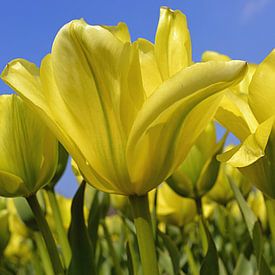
195;197;204;217
265;197;275;241
46;187;72;268
129;194;159;275
26;194;64;275
33;231;54;275
101;220;123;275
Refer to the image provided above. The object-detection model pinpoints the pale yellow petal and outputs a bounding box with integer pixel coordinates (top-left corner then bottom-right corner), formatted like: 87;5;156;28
102;22;131;42
136;38;162;96
215;91;258;141
202;51;231;62
249;49;275;122
155;7;192;80
217;117;274;167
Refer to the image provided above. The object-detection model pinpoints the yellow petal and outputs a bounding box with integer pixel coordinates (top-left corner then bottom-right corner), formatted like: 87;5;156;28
102;22;131;42
217;116;274;167
202;51;231;62
127;61;247;194
136;38;162;97
155;7;192;80
202;51;256;101
215;91;258;141
249;49;275;122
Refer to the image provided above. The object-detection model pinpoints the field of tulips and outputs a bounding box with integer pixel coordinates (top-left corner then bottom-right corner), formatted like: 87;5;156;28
1;5;275;275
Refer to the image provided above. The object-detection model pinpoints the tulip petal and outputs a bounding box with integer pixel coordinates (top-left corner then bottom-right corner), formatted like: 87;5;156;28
202;51;256;101
136;38;162;96
202;51;231;62
215;91;258;141
102;22;131;42
249;49;275;123
155;7;192;80
217;117;274;167
127;61;247;194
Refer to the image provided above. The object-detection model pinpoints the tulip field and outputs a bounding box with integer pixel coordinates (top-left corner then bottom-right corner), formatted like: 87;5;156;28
1;5;275;275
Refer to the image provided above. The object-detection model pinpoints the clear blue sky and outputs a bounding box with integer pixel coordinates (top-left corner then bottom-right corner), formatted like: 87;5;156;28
1;0;275;196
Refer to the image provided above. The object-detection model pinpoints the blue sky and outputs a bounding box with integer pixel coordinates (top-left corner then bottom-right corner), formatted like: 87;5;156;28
1;0;275;196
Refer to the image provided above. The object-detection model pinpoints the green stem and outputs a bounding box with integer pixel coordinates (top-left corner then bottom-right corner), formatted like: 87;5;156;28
195;196;204;217
265;197;275;241
129;194;159;275
33;231;54;275
46;187;72;267
101;220;123;275
26;194;64;274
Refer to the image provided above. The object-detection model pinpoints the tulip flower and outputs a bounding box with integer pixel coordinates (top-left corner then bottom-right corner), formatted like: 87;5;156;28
2;7;246;275
167;122;226;200
0;94;63;273
247;190;267;231
215;50;275;199
0;95;58;198
157;183;197;227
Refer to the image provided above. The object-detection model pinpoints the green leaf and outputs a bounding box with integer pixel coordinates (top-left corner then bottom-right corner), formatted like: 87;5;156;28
200;218;219;275
229;180;272;275
158;229;181;275
68;181;95;275
233;254;254;275
88;191;110;252
126;241;135;275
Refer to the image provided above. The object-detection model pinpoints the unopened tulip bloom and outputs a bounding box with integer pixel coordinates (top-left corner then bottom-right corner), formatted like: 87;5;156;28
0;95;63;273
1;8;246;196
216;50;275;199
167;122;226;199
0;95;58;198
157;183;197;227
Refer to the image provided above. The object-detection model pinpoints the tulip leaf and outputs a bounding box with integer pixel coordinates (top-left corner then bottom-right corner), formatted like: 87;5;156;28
68;181;95;275
158;229;181;275
233;254;254;275
199;218;219;275
229;180;272;275
0;211;10;255
197;131;227;196
87;190;109;251
126;241;135;275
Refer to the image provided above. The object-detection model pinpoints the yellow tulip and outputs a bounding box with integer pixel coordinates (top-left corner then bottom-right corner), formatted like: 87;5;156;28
1;8;246;196
216;50;275;198
247;190;267;231
167;122;226;198
156;183;197;227
0;95;58;198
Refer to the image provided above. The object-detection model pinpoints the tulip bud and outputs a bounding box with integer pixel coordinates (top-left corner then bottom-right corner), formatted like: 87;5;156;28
156;183;197;227
167;122;226;199
0;95;58;198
